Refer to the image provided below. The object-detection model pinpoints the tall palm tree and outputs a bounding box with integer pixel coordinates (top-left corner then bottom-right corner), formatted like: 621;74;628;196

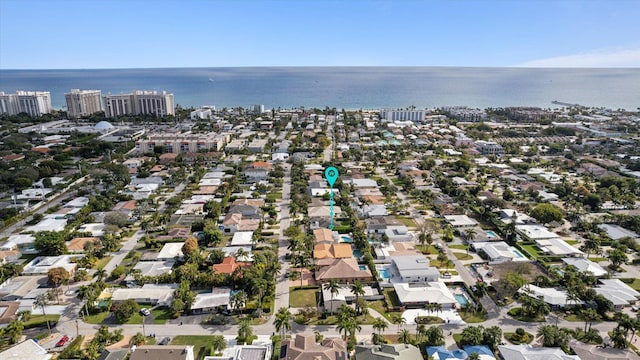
372;317;388;335
323;280;340;314
398;329;412;344
416;324;426;343
274;307;293;338
34;293;51;334
238;319;253;344
391;313;406;332
350;281;365;315
94;268;107;281
6;320;24;344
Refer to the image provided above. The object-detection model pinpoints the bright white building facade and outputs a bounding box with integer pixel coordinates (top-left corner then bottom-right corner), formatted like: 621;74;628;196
103;90;174;117
65;89;103;118
0;91;52;117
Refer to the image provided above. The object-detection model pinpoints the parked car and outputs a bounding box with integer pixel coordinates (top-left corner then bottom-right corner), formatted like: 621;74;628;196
56;335;70;347
140;308;151;316
159;337;171;345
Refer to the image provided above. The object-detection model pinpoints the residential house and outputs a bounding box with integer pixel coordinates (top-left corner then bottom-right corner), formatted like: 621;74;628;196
0;276;47;301
313;228;336;245
561;258;607;277
594;279;640;309
569;339;640;360
213;257;251;275
244;161;271;182
518;284;582;309
222;213;260;234
498;344;580;360
156;243;184;261
354;344;422;360
315;258;374;284
66;237;99;253
110;284;177;306
130;345;194;360
390;256;439;283
191;287;231;314
472;242;529;264
321;285;382;313
22;255;77;275
228;204;262;220
279;334;346;360
313;243;352;260
393;282;457;309
535;238;583;257
0;339;52;360
597;224;639;241
444;215;478;228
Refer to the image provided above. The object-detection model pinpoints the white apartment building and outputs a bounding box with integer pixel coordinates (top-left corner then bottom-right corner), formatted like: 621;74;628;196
190;106;215;120
65;89;103;118
136;132;228;154
0;91;52;117
476;140;503;155
103;90;175;118
379;109;426;122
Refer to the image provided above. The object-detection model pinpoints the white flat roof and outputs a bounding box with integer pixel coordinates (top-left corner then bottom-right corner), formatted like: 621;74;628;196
231;231;254;246
535;238;582;256
561;258;607;277
25;218;67;233
444;215;478;227
157;242;184;259
516;225;559;240
393;282;456;305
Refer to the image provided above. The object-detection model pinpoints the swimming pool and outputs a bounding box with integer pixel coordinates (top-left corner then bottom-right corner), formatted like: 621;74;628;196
341;235;353;243
379;269;391;279
455;294;469;307
485;230;497;238
359;265;368;271
511;249;525;258
353;249;362;258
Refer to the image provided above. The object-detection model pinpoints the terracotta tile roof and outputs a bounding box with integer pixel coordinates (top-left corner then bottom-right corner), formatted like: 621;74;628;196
212;256;251;275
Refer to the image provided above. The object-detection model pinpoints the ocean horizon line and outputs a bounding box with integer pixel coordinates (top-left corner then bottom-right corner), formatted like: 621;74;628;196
2;65;639;71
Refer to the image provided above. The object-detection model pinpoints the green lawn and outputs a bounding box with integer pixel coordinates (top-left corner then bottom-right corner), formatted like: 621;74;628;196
520;244;542;259
416;245;439;254
93;256;113;269
24;315;61;329
622;278;640;291
368;301;395;322
564;240;579;245
453;252;473;260
84;311;110;324
564;314;583;322
449;244;469;250
151;306;174;324
459;310;487;323
171;335;215;360
395;217;417;228
289;288;320;308
383;288;401;307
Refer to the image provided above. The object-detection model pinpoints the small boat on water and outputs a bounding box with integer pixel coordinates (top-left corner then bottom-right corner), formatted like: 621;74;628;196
208;78;215;82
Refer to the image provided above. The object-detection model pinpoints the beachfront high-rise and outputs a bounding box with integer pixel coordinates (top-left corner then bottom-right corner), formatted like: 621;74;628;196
0;91;52;117
65;89;103;118
103;90;175;118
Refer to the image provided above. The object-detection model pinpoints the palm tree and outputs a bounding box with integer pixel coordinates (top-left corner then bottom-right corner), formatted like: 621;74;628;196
211;335;226;354
231;290;247;316
274;307;293;338
416;324;426;343
398;329;412;344
433;303;443;315
6;320;24;344
237;319;253;344
94;268;107;281
323;280;340;314
391;313;406;332
350;281;365;315
373;317;388;335
33;293;51;335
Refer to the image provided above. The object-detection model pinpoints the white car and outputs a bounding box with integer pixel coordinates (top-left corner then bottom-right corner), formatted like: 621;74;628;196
140;308;151;316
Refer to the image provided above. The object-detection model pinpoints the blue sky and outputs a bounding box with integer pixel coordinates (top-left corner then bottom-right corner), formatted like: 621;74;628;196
1;0;638;69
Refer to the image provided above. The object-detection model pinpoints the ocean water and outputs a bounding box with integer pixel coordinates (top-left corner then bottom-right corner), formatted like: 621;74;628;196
0;67;638;110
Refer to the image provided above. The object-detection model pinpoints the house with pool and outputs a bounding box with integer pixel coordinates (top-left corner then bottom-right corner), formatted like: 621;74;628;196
392;282;457;309
472;242;529;264
387;255;440;283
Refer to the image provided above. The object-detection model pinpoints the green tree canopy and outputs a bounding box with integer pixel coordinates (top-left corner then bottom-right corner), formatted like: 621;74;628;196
34;231;66;255
530;203;564;224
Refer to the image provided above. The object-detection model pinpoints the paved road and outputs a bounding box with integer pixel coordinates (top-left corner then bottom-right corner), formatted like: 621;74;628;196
271;164;292;316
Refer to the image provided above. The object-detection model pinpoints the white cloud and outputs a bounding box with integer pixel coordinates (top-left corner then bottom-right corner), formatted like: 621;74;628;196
516;48;640;68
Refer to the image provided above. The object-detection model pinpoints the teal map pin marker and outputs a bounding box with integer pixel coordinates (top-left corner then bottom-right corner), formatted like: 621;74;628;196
325;166;339;188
